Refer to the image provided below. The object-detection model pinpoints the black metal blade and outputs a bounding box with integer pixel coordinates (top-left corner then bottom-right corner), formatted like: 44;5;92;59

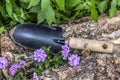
9;23;65;53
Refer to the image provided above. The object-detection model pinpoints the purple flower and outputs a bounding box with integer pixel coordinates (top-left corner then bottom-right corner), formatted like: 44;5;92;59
33;72;40;80
34;49;47;62
9;60;26;76
61;44;70;60
18;60;26;68
68;54;80;67
0;57;8;69
9;64;18;76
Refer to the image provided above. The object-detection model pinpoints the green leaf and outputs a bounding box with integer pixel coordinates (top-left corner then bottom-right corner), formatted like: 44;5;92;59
45;5;56;25
90;0;96;8
45;64;49;68
37;10;45;24
45;59;50;68
90;0;98;21
20;8;26;20
108;0;118;18
53;54;62;62
27;0;40;9
75;4;84;10
29;5;40;13
66;0;81;8
20;0;30;3
5;0;13;18
118;1;120;6
111;0;118;7
98;0;108;14
13;13;19;22
54;63;59;68
0;27;7;34
60;10;80;21
41;0;50;11
56;0;65;11
38;63;44;70
0;5;3;11
118;1;120;7
53;55;59;61
109;6;117;18
32;68;42;75
58;59;65;65
91;8;98;21
5;0;10;3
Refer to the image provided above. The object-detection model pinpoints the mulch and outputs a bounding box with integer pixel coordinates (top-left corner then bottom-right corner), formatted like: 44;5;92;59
1;12;120;80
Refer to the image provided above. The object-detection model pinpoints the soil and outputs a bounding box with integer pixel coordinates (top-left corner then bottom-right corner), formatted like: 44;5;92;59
1;12;120;80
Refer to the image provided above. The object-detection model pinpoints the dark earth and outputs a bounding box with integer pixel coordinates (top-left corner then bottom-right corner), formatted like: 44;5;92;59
1;12;120;80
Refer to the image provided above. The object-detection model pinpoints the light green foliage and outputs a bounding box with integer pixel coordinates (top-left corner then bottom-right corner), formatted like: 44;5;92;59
98;0;108;14
109;0;118;18
5;0;13;18
45;5;56;25
29;5;40;13
27;0;40;9
56;0;65;11
0;0;120;33
91;8;98;21
109;6;117;18
0;27;7;34
90;1;98;21
40;0;56;25
37;10;45;24
65;0;81;9
41;0;50;11
20;0;30;3
118;0;120;6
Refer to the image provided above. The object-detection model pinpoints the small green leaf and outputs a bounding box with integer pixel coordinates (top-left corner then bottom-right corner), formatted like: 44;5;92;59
5;0;13;18
45;5;56;25
75;4;84;10
56;0;65;11
109;7;117;18
90;0;98;21
29;5;40;13
37;10;45;24
20;8;26;20
20;0;30;3
58;59;65;65
118;0;120;6
69;11;80;20
41;0;50;11
45;59;50;68
0;5;3;12
0;27;7;34
54;63;59;68
109;0;118;18
13;13;19;22
98;0;108;14
111;0;118;7
27;0;40;9
53;54;60;61
32;68;41;74
5;0;10;3
91;8;98;21
90;0;96;8
45;63;49;68
38;63;44;70
66;0;81;8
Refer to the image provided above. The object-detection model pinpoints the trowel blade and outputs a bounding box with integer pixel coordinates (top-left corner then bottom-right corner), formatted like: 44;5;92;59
9;23;65;52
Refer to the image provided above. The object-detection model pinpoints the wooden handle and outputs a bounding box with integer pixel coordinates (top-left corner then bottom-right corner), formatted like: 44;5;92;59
69;38;115;53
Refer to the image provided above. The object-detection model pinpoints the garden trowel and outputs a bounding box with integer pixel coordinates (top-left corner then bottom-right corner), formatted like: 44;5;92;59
10;23;118;53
